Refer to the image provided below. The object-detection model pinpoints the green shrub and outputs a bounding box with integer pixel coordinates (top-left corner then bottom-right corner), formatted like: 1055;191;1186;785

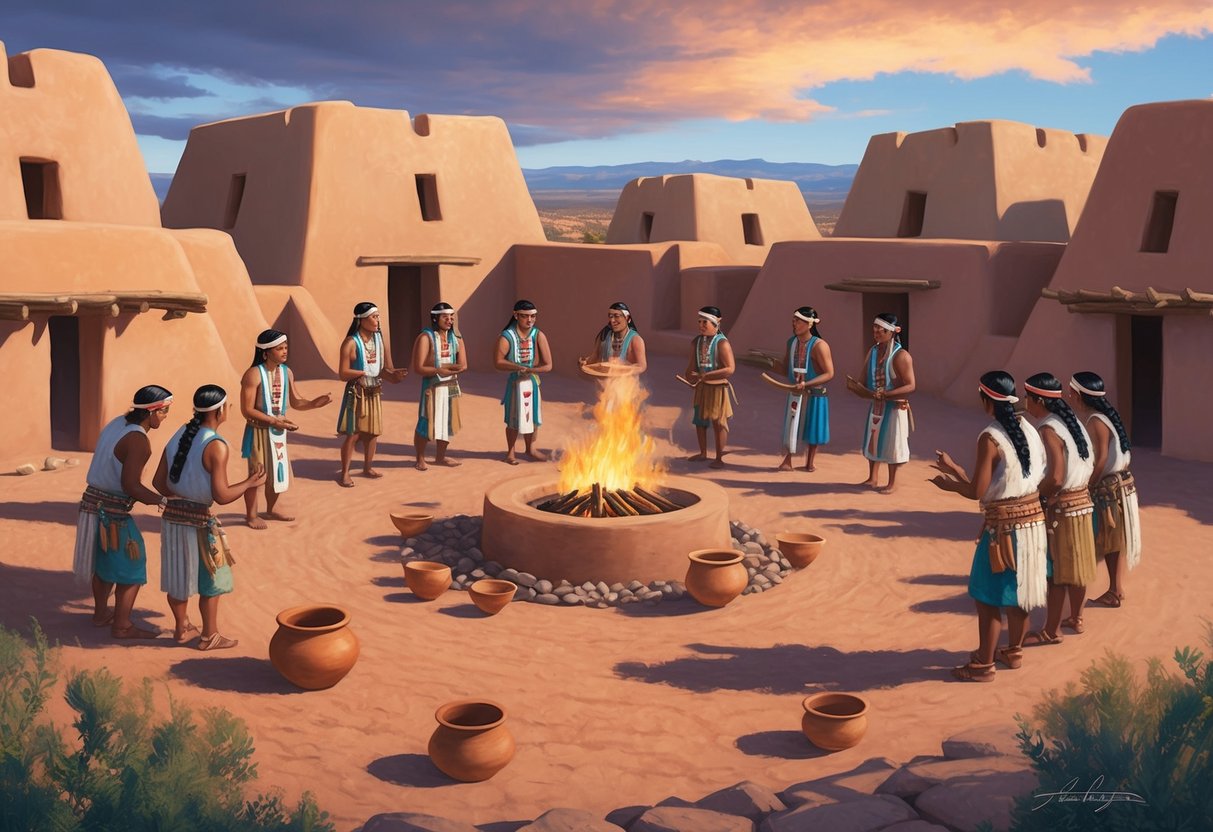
1010;623;1213;831
0;620;334;832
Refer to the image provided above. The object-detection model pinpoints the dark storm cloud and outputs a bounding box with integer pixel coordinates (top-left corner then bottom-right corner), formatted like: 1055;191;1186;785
108;67;208;100
128;113;214;141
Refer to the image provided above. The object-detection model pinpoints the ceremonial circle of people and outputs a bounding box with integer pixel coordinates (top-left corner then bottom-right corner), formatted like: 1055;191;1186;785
72;300;1142;674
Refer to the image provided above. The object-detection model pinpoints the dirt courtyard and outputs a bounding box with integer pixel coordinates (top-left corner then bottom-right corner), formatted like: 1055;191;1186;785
2;354;1209;830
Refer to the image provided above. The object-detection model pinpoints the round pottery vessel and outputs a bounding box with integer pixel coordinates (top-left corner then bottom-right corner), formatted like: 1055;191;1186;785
468;579;517;615
428;699;515;782
801;692;869;751
685;549;748;608
777;532;826;568
403;561;452;600
390;511;433;538
268;605;360;691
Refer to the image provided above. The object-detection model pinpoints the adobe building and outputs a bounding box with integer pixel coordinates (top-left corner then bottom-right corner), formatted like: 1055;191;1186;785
0;42;266;458
834;120;1106;242
1007;100;1213;462
161;102;548;372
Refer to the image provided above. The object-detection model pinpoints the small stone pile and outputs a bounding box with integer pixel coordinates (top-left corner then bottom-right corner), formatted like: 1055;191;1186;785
399;516;794;609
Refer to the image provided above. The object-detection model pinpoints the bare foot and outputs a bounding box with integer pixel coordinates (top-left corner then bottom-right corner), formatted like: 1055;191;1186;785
260;511;296;522
434;458;462;467
247;516;268;530
856;479;879;489
877;484;896;495
504;455;520;465
525;449;548;461
175;623;201;644
710;458;726;469
686;453;708;462
802;465;816;472
362;469;384;479
92;607;115;627
337;478;355;488
112;623;161;640
415;460;429;471
777;456;793;472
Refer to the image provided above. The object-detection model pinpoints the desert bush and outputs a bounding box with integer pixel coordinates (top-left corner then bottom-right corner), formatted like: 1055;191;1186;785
0;620;334;832
1010;624;1213;830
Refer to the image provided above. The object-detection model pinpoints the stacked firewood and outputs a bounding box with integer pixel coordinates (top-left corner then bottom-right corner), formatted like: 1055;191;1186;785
536;484;689;518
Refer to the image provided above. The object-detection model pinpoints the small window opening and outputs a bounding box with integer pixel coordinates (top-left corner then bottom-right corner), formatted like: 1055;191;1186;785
223;174;246;230
742;213;764;245
415;174;442;221
640;212;655;242
20;159;62;219
1140;191;1178;253
897;191;926;238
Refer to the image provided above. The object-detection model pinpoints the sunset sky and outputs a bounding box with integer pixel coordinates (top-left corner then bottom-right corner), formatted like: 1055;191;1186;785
5;1;1212;174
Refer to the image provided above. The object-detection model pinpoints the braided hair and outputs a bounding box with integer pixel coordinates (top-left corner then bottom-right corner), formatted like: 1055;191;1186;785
250;329;287;367
980;370;1031;477
1073;371;1130;453
124;385;173;425
346;302;378;338
795;306;822;338
503;299;537;333
1025;372;1089;459
596;301;639;346
169;385;226;484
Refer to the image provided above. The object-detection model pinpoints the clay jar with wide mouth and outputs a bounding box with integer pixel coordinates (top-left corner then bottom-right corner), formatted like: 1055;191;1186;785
776;532;826;568
268;605;360;690
801;692;869;751
428;699;515;782
403;560;452;600
685;549;748;608
468;579;517;615
390;511;433;538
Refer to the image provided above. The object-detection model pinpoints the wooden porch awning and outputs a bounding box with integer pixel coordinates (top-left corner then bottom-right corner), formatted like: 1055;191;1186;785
356;255;481;268
825;277;941;293
0;291;208;322
1042;286;1213;316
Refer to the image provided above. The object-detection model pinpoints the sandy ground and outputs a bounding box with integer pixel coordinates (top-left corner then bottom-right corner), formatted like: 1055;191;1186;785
2;354;1210;830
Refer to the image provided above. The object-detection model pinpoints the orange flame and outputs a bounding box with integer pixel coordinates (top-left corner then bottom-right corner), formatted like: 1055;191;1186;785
557;371;665;494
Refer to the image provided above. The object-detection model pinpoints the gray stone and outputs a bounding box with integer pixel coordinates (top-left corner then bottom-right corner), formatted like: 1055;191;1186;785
15;463;37;476
632;806;752;832
466;547;484;560
743;542;764;555
362;812;479;832
760;794;916;832
914;768;1038;832
535;593;561;605
456;557;476;573
768;574;783;585
43;456;64;471
782;757;899;808
604;805;649;829
516;572;538;588
875;755;1032;801
65;457;80;466
499;568;521;583
628;580;644;591
596;581;611;595
516;808;622;831
940;723;1023;759
581;581;597;592
695;780;786;821
536;579;554;595
470;568;487;579
561;594;584;605
743;555;763;569
553;586;574;597
655;797;694;808
609;582;625;592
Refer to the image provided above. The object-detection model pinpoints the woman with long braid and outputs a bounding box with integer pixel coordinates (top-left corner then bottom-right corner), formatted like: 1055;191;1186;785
1023;373;1097;643
1069;371;1142;608
930;371;1047;682
153;385;265;649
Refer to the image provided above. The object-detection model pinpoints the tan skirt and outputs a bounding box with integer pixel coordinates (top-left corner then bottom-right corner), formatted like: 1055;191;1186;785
337;382;384;437
693;381;735;429
1047;487;1097;586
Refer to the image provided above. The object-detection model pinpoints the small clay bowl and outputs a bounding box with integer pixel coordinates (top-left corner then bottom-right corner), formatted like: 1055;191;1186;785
801;692;869;751
468;579;517;615
403;561;452;600
776;532;826;568
391;511;433;538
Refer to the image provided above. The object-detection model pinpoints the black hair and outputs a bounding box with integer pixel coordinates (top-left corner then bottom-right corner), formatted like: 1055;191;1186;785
795;306;822;338
979;370;1031;478
346;302;378;338
250;329;287;367
1025;372;1089;460
125;385;173;425
1073;371;1130;453
429;302;455;331
595;301;639;345
503;299;537;333
169;384;226;484
875;312;902;344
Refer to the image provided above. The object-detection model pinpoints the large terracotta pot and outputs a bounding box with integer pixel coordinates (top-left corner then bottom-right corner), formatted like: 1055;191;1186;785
468;579;517;615
685;549;748;608
390;511;433;538
403;560;452;600
776;532;826;568
268;605;360;690
428;700;515;782
801;692;869;751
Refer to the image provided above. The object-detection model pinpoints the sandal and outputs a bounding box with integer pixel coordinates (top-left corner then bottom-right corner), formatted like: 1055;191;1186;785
1088;591;1122;608
175;623;201;644
952;660;996;682
197;633;239;651
1023;629;1064;646
111;623;161;640
1061;616;1085;634
971;648;1023;670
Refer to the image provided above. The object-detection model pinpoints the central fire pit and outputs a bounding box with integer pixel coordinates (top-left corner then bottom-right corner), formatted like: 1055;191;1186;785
481;473;730;585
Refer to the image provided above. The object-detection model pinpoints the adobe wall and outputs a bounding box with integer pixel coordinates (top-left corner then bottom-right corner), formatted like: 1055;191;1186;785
728;239;1063;398
0;43;160;225
606;173;819;265
1007;100;1213;461
835;120;1105;242
162;102;547;371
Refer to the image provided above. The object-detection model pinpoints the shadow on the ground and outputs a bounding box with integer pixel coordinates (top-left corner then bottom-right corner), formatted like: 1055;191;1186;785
371;575;404;588
908;594;973;615
735;729;831;760
904;573;968;586
169;656;306;695
383;591;429;604
615;642;957;693
438;603;491;619
614;598;708;618
366;753;454;788
786;508;976;541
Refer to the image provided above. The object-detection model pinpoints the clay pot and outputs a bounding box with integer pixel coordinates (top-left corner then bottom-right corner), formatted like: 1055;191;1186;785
268;605;360;691
390;511;433;538
685;549;748;608
468;579;517;615
776;532;826;568
429;699;515;782
403;560;452;600
801;692;869;751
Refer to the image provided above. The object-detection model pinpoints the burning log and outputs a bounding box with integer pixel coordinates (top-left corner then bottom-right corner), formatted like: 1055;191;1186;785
537;489;579;512
537;485;687;517
616;490;659;515
604;490;639;516
634;486;687;512
592;483;605;518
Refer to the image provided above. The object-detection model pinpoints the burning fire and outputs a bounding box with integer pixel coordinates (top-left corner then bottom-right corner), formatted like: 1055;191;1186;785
557;370;665;494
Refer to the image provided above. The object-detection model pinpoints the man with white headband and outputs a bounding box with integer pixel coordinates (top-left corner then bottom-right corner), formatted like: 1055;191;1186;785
579;301;647;372
412;302;467;470
337;303;407;487
72;385;174;640
240;329;331;522
771;306;834;472
685;305;736;468
495;299;553;464
853;313;916;493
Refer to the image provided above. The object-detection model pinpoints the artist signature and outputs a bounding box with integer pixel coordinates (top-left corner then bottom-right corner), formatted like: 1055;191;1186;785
1032;775;1147;812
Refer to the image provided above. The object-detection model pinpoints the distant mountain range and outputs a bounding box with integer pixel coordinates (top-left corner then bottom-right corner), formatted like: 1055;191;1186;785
149;159;857;204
